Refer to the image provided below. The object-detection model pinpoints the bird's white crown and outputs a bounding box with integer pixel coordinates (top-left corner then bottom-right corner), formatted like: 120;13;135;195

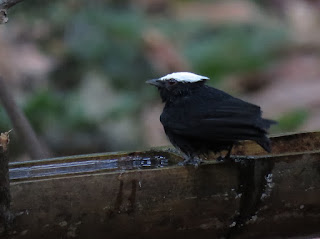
159;72;209;83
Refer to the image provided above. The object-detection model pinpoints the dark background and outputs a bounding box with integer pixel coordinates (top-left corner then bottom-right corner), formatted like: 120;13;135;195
1;0;320;161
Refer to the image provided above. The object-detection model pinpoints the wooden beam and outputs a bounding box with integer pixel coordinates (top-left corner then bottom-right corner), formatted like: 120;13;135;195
3;132;320;238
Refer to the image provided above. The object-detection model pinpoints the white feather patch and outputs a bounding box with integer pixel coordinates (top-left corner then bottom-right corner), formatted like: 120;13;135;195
159;72;209;83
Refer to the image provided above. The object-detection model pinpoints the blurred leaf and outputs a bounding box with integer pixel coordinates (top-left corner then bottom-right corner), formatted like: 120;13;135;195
274;109;309;132
4;0;298;160
0;108;11;131
183;24;288;81
24;91;65;132
64;9;143;61
106;92;142;119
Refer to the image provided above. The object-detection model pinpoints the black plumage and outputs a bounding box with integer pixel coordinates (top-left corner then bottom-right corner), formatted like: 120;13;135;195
147;72;276;165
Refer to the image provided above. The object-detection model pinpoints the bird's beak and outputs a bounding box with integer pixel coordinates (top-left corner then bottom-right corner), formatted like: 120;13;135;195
146;78;163;87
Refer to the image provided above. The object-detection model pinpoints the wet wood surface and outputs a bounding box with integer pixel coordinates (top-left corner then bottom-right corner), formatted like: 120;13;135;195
2;132;320;238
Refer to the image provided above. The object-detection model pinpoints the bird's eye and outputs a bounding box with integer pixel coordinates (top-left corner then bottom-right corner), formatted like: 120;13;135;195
168;80;176;86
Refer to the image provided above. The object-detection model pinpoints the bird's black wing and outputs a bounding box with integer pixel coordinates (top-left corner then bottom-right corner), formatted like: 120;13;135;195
161;96;275;151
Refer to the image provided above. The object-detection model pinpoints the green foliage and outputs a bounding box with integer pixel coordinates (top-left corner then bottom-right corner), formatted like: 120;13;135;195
23;91;65;132
65;9;143;60
3;1;295;158
0;108;11;131
63;8;152;90
105;92;143;120
13;0;155;91
274;109;309;132
183;24;288;81
63;109;98;132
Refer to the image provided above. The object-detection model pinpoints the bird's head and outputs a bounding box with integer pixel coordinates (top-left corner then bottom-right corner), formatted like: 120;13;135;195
146;72;209;102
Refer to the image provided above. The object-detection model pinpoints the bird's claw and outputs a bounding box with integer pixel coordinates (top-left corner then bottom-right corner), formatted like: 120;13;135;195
217;155;233;162
178;157;203;167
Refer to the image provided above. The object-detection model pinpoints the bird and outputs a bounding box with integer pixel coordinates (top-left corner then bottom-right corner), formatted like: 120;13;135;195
146;72;276;166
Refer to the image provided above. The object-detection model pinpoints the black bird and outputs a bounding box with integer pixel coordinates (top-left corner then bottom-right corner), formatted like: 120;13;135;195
146;72;276;165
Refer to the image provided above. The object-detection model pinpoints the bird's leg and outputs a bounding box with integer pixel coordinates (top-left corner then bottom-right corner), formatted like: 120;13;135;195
216;152;224;162
216;145;233;162
178;153;202;167
187;155;202;167
177;152;190;166
225;144;233;160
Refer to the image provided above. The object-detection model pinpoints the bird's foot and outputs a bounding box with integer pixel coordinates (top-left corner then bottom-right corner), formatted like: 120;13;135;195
217;145;234;162
178;157;203;167
216;155;233;162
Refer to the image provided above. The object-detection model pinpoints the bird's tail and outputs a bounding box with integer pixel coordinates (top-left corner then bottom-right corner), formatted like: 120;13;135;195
257;118;277;153
257;136;272;153
261;118;277;131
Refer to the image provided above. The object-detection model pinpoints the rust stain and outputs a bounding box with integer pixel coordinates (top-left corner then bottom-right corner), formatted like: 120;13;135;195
127;180;137;214
107;180;124;218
